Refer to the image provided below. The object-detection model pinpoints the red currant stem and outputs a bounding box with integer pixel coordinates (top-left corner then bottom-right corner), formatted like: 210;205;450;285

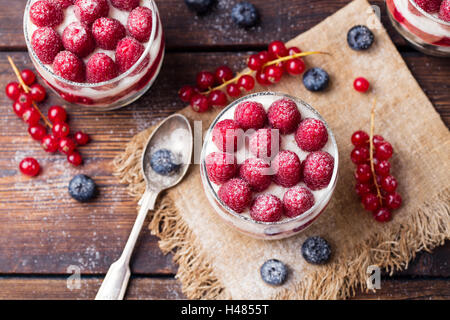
369;98;383;206
7;56;52;128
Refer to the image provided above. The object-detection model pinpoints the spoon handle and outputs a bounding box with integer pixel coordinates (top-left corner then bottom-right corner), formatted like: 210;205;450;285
95;189;158;300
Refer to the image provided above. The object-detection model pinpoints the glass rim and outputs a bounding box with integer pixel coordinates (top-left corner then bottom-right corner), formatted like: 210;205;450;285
200;91;340;227
23;0;159;88
407;0;450;26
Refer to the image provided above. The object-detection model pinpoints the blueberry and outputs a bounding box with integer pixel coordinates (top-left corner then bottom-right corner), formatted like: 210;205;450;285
260;259;288;286
184;0;216;15
301;236;331;265
302;67;329;92
231;2;260;28
347;25;374;51
150;149;180;176
68;174;97;202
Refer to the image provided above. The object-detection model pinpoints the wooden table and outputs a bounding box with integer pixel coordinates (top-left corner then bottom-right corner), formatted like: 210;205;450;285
0;0;448;300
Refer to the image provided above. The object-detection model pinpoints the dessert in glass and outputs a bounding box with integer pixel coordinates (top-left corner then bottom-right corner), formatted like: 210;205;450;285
23;0;165;110
386;0;450;56
200;92;339;240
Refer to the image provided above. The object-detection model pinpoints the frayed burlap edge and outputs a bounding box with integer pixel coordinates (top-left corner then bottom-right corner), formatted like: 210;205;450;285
113;126;450;300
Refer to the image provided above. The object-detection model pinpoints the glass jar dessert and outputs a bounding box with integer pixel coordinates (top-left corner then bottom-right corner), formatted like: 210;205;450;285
386;0;450;56
200;92;339;240
23;0;165;110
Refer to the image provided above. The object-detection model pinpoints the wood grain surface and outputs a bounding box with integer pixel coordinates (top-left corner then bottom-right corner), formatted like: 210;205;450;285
0;0;448;299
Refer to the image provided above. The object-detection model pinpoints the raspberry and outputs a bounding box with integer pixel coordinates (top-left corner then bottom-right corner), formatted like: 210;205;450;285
92;17;126;50
47;0;74;9
205;152;237;185
234;101;267;130
440;0;450;22
30;0;63;27
249;128;281;159
272;150;302;188
115;37;146;73
62;22;95;58
303;151;334;190
111;0;139;11
212;119;241;152
74;0;109;24
267;98;301;134
239;158;272;192
295;118;328;152
31;27;63;64
86;53;118;83
414;0;441;13
283;186;315;218
250;194;283;222
53;51;85;82
218;178;252;213
127;6;153;42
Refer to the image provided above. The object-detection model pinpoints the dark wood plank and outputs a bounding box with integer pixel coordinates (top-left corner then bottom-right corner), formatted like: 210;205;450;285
0;276;448;299
0;50;448;276
0;0;405;50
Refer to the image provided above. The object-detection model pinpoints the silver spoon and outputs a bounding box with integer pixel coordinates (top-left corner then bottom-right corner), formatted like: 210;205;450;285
95;114;193;300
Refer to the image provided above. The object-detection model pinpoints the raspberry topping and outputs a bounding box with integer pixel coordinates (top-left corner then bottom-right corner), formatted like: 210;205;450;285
249;128;281;160
127;6;153;42
239;158;272;192
234;101;267;130
115;36;146;73
303;151;334;190
111;0;139;11
250;194;283;222
283;186;315;218
62;22;95;58
205;152;237;185
47;0;74;9
86;52;118;83
53;51;85;82
218;178;252;213
272;150;302;188
74;0;109;25
30;0;63;27
440;0;450;22
31;27;63;64
92;17;126;50
267;98;301;134
414;0;441;13
212;119;241;152
295;118;328;152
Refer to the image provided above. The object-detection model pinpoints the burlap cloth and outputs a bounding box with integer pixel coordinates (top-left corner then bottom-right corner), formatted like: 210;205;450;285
114;0;450;299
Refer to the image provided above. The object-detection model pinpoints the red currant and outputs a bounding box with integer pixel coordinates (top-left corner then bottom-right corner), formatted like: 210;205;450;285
265;65;283;83
67;151;83;166
28;123;47;141
355;163;372;183
237;75;255;91
355;182;372;197
196;71;215;90
351;130;369;147
256;69;270;85
74;131;90;145
362;193;380;211
284;58;305;75
5;82;22;101
178;85;195;103
268;40;288;58
20;69;36;86
373;207;392;222
22;107;40;125
190;94;210;113
30;83;46;102
386;192;402;210
59;137;76;155
373;135;384;148
381;175;398;193
350;146;369;164
52;122;70;138
353;77;370;93
17;92;33;109
19;157;40;176
41;134;59;153
226;83;241;97
258;51;270;64
287;46;301;55
48;105;67;123
247;54;263;71
375;141;393;160
374;159;390;176
208;90;228;107
215;65;233;83
12;101;29;117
